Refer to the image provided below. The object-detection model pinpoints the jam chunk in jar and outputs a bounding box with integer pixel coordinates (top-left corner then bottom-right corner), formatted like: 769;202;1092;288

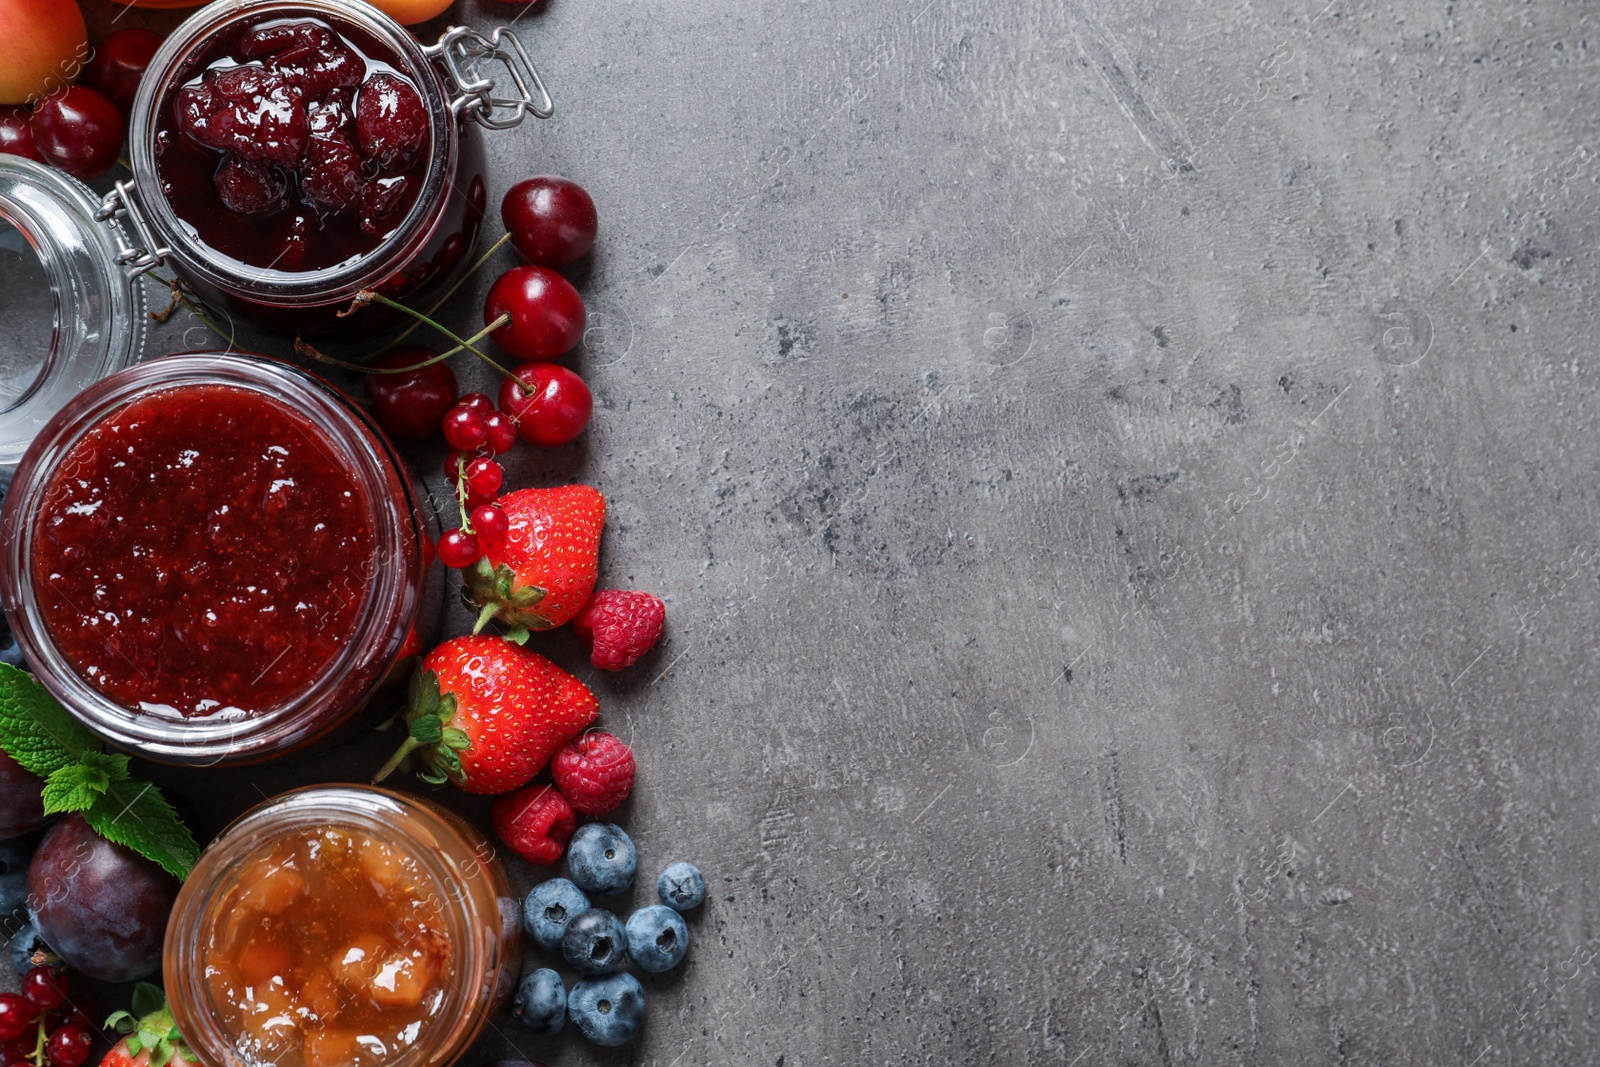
205;827;451;1067
158;14;429;273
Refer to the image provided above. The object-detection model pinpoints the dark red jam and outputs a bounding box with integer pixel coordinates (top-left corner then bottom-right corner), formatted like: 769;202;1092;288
155;13;430;273
32;384;378;719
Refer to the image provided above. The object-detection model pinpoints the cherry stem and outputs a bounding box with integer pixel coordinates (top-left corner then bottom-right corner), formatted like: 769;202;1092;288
344;291;525;384
384;232;514;352
295;315;510;376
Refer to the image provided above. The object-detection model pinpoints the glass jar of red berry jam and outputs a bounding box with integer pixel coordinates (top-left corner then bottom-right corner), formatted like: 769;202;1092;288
166;785;521;1067
0;353;437;765
101;0;551;334
0;156;147;467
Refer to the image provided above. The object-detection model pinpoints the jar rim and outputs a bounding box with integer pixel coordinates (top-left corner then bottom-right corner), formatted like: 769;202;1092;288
125;0;459;307
0;352;422;764
166;785;509;1067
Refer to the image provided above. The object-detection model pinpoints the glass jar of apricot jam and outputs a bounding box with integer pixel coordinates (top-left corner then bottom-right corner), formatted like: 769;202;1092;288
0;353;438;766
101;0;551;334
166;785;521;1067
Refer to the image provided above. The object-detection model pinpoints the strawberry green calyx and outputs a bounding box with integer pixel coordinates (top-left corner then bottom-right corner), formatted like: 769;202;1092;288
372;668;474;786
463;557;549;641
105;984;196;1067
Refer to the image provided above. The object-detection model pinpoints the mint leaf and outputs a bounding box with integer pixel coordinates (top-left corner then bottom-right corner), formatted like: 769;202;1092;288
0;663;97;777
130;982;165;1018
43;751;131;812
85;780;200;880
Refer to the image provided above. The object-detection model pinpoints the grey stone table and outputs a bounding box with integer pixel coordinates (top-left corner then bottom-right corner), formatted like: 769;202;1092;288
67;0;1600;1062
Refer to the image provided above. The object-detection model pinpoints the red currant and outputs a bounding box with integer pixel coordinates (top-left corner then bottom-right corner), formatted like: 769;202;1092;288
58;998;93;1034
84;29;165;115
3;1035;36;1064
463;457;503;498
484;266;586;360
482;411;518;455
45;1026;90;1067
470;504;509;549
498;362;593;447
22;967;67;1012
441;405;489;451
437;528;480;569
0;995;31;1042
31;87;124;181
501;176;598;266
366;347;458;440
457;392;496;416
0;108;42;164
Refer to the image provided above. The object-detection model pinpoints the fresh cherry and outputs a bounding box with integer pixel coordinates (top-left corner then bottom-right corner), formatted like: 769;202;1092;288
0;995;31;1042
44;1027;90;1067
32;87;124;181
84;29;165;115
366;347;458;440
471;504;509;549
463;457;503;498
482;410;518;455
0;108;42;164
498;362;593;446
21;967;67;1012
437;528;480;569
501;176;598;265
484;266;586;360
442;405;489;451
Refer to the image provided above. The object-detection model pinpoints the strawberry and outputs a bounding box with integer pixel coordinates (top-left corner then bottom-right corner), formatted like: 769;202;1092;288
463;485;604;637
374;635;598;795
102;985;198;1067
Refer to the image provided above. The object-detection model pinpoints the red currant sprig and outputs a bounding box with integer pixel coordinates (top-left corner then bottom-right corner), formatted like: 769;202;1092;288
436;450;510;571
0;969;94;1067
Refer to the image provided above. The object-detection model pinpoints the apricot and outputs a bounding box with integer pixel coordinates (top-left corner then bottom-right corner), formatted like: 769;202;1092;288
237;861;306;916
368;948;439;1009
0;1;88;106
237;935;292;986
302;1028;372;1067
328;933;388;991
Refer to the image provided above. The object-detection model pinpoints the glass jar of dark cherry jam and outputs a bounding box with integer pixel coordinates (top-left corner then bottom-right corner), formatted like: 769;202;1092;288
101;0;551;334
166;785;521;1067
0;353;439;766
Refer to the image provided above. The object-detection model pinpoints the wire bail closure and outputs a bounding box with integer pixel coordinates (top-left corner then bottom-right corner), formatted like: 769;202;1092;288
96;181;170;280
428;26;554;130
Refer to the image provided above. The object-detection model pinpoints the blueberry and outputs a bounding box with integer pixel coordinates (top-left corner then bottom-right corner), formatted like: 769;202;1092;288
512;967;565;1036
656;861;706;911
567;971;645;1047
560;908;627;975
0;838;34;914
8;921;57;976
523;878;590;952
625;904;689;973
566;823;636;896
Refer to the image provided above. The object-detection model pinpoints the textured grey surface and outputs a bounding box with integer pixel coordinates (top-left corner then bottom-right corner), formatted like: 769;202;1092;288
72;0;1600;1062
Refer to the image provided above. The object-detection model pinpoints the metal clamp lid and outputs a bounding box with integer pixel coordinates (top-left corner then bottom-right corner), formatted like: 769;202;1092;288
427;26;554;130
95;180;169;280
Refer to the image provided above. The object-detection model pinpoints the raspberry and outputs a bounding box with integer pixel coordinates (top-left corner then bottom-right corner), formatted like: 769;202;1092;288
552;731;635;816
490;784;576;865
572;590;665;671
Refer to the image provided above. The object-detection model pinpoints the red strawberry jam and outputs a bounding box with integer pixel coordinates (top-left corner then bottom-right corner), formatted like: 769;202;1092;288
31;384;377;719
155;13;429;272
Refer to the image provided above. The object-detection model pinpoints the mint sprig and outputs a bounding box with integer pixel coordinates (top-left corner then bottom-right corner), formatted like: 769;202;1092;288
0;665;199;879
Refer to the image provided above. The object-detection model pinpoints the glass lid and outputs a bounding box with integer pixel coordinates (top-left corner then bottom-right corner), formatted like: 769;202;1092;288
0;156;146;468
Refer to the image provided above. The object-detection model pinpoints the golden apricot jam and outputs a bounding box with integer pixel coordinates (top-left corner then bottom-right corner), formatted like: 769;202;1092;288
204;828;450;1067
167;787;518;1067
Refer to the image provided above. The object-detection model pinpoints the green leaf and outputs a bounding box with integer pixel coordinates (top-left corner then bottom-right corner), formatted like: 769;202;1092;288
408;669;439;718
510;584;546;607
0;663;99;777
84;779;201;880
149;1045;172;1067
105;1011;137;1033
42;762;110;814
418;768;448;785
130;983;166;1018
440;728;471;751
126;1037;145;1056
503;626;530;646
494;566;514;600
438;693;457;725
408;715;442;745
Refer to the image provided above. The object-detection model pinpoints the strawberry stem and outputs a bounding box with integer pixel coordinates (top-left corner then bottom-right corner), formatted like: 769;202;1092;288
373;737;424;784
472;601;500;635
